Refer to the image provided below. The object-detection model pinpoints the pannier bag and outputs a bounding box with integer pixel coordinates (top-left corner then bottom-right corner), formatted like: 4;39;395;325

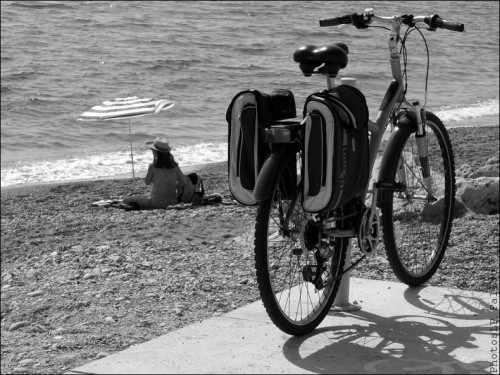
302;84;369;213
226;89;296;205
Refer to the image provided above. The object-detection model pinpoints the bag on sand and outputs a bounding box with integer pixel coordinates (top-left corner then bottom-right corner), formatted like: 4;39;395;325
187;172;205;203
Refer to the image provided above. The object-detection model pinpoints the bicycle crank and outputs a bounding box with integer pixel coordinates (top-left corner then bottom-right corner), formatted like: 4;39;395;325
357;207;380;256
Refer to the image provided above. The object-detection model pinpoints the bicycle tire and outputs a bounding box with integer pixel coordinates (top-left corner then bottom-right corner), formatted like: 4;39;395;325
380;111;456;286
254;148;348;336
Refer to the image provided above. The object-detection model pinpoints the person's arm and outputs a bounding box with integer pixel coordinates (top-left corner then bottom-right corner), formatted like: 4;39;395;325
176;167;194;202
175;166;185;185
145;164;154;185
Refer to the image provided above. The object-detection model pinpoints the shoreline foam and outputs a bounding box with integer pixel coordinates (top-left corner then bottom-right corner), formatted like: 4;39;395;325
0;161;227;194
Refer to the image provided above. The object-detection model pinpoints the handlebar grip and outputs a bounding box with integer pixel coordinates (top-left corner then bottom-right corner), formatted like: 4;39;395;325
319;14;352;27
438;19;465;32
427;14;465;32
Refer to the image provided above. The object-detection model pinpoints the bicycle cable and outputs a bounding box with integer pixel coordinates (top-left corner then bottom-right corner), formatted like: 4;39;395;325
400;25;431;107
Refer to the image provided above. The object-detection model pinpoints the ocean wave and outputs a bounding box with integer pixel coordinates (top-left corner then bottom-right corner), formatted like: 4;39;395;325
1;71;37;81
10;1;73;9
433;99;499;123
74;17;92;23
1;141;228;188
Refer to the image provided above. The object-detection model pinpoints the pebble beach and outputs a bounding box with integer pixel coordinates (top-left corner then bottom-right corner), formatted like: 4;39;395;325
1;125;499;374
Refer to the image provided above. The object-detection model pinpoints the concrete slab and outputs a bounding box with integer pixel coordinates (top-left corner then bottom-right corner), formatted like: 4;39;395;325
68;277;499;374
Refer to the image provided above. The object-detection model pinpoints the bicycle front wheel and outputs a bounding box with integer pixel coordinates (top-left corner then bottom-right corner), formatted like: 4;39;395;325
254;148;347;336
380;111;456;286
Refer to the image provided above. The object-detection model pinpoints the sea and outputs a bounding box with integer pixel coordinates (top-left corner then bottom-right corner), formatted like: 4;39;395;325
1;1;499;188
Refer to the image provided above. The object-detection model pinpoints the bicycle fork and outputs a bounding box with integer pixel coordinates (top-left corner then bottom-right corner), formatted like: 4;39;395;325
396;100;436;202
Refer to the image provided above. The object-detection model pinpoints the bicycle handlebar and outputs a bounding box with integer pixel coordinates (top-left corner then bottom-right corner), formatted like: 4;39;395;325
319;11;465;32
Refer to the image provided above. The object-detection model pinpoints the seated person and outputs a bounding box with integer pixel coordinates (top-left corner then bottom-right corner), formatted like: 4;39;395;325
122;137;194;209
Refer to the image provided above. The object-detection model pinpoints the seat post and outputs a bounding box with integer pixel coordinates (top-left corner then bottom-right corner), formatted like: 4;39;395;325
326;76;336;90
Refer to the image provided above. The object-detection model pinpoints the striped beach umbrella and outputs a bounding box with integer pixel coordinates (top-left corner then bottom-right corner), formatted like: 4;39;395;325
78;96;175;179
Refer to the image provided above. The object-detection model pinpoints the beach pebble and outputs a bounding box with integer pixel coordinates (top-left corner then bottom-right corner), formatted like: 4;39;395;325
201;285;212;292
26;290;45;297
173;308;183;316
104;316;116;323
18;358;35;366
25;269;41;279
83;272;96;280
95;352;110;359
13;367;28;373
59;354;78;364
9;321;31;331
2;273;13;282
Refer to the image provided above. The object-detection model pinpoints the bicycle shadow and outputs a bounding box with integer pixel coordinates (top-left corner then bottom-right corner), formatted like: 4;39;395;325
282;287;496;374
403;284;497;321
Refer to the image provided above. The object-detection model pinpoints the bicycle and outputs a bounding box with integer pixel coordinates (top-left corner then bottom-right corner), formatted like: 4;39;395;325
250;9;464;336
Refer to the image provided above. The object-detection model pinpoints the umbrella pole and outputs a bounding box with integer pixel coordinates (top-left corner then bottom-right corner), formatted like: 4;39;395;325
128;119;135;179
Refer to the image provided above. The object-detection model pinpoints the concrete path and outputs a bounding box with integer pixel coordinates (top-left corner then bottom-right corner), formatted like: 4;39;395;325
68;277;499;374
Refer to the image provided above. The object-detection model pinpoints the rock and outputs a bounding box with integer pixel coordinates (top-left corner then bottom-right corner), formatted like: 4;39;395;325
95;351;110;359
25;269;41;279
26;290;45;297
457;177;499;215
457;155;499;179
456;163;474;178
453;198;468;218
13;367;28;373
2;273;13;282
469;157;499;178
83;272;96;280
105;316;116;323
59;354;78;364
9;321;31;331
18;358;35;366
173;308;183;316
422;197;468;222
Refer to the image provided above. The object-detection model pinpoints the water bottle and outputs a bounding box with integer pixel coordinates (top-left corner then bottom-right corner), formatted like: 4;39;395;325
340;77;358;88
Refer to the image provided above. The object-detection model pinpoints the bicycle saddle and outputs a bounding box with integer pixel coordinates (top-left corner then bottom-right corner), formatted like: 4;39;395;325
293;43;348;77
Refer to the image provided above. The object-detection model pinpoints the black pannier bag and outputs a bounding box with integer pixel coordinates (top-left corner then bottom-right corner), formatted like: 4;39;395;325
302;84;369;213
226;89;296;205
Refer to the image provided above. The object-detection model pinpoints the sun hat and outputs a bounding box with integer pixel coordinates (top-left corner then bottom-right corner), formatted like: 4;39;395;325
146;137;171;153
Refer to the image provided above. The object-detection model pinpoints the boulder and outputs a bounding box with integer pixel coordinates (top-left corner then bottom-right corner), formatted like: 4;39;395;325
457;177;499;215
457;154;499;179
420;197;468;223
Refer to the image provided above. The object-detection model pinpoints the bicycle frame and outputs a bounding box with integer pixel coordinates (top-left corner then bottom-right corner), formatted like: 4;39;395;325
359;14;433;206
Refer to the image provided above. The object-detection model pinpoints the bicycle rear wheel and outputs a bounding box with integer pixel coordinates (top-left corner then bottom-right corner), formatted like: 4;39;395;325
254;148;347;336
380;112;456;286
